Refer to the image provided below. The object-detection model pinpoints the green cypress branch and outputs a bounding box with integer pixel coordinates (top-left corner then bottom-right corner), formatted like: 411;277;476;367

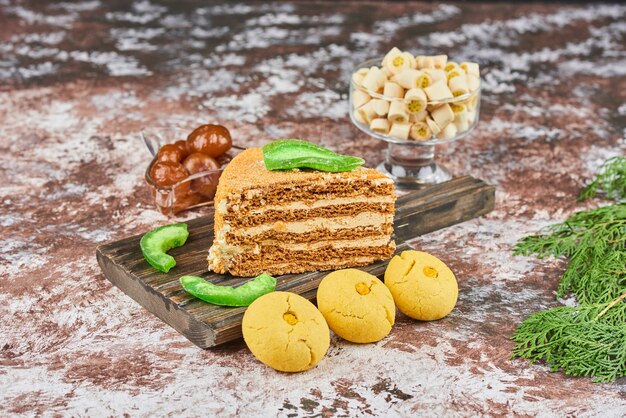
579;156;626;202
514;204;626;304
512;294;626;383
512;156;626;382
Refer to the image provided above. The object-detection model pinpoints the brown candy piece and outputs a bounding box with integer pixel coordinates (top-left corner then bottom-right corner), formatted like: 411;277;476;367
182;153;221;198
172;193;205;214
186;124;232;158
156;144;186;164
149;161;190;200
150;161;189;187
173;140;190;160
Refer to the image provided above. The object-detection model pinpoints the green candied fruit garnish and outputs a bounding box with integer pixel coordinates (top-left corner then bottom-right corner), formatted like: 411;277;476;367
179;273;277;307
262;139;365;172
140;223;189;273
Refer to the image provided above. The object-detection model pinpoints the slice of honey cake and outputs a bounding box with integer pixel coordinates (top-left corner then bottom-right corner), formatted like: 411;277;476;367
208;147;396;277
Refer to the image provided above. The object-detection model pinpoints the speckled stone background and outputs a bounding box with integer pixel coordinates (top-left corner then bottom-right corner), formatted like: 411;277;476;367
1;1;626;416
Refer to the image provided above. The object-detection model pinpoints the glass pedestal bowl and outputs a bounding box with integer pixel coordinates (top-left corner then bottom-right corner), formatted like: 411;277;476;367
349;57;481;188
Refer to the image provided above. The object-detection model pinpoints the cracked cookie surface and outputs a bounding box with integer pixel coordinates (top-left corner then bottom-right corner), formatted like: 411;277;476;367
385;250;458;321
242;291;330;372
317;269;395;343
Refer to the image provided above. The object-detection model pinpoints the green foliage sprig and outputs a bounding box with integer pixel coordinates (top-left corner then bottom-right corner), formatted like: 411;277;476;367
514;204;626;304
579;156;626;202
511;155;626;382
512;294;626;382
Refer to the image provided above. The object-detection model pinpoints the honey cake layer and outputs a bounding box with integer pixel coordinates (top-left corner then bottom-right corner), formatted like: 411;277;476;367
220;182;395;213
223;202;395;227
220;257;388;277
223;224;393;245
210;243;395;277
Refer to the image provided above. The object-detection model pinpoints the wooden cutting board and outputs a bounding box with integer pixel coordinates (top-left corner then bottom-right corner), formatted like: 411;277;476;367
96;176;494;348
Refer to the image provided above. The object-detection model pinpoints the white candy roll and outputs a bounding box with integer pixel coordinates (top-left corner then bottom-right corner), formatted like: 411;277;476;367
387;100;409;123
382;47;402;67
446;67;464;81
450;103;467;114
409;110;428;123
357;100;377;124
384;50;413;75
464;93;479;111
361;66;386;93
449;75;469;97
444;61;459;72
424;68;446;83
352;72;364;86
460;62;480;77
426;117;441;135
375;65;389;82
402;51;417;69
424;80;454;101
437;122;458;140
353;109;366;124
415;70;432;89
391;69;420;89
467;109;477;124
467;74;480;92
409;121;432;141
432;55;448;70
454;111;470;132
404;88;427;114
388;122;411;140
430;104;454;129
383;81;404;98
352;68;370;85
352;89;371;109
415;55;435;69
371;98;390;116
370;118;390;134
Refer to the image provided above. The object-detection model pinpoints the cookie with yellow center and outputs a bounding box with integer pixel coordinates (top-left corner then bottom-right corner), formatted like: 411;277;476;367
384;250;458;321
317;269;395;343
242;291;330;372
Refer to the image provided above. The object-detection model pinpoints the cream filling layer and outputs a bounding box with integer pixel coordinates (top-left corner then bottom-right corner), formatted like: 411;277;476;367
209;236;391;267
256;236;392;251
231;212;394;236
254;257;382;269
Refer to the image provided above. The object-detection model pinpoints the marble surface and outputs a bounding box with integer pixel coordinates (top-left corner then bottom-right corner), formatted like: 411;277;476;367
2;1;626;416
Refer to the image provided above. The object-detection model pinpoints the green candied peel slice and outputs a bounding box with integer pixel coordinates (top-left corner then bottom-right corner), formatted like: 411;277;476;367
262;139;365;172
140;223;189;273
179;273;277;307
